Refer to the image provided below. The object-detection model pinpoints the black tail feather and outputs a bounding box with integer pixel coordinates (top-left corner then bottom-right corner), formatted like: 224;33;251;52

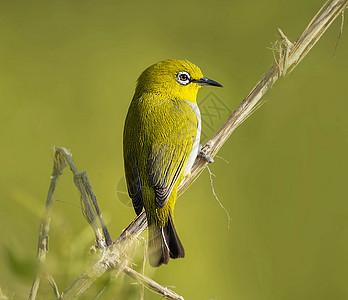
165;213;185;259
148;213;185;267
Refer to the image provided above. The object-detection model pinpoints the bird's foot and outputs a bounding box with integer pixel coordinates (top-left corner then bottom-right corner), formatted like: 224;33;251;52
198;144;214;163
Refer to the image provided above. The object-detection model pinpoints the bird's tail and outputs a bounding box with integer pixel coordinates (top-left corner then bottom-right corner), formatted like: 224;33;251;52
148;213;185;267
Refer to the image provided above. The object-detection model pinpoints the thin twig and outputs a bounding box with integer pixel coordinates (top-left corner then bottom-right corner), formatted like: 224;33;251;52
140;237;147;300
123;267;184;300
207;166;232;229
47;274;60;299
55;148;111;248
335;9;346;56
93;286;107;299
28;148;69;300
83;173;113;245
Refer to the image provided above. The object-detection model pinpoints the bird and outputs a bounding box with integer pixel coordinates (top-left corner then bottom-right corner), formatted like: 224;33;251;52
123;59;223;267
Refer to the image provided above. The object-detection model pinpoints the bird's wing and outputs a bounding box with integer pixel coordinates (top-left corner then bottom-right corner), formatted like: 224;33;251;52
147;100;198;208
124;150;144;215
124;99;198;213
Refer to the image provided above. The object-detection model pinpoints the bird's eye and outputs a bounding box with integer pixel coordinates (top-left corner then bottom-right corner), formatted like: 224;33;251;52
176;71;191;85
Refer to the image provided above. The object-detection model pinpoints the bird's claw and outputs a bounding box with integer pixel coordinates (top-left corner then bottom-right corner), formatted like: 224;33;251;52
198;144;214;163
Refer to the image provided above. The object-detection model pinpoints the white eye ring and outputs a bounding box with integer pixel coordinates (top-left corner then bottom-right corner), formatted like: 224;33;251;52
176;71;191;85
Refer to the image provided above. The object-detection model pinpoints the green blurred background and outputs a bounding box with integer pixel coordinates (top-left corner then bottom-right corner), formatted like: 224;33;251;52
1;1;348;299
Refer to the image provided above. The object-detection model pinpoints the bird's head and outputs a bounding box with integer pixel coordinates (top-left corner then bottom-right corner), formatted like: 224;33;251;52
135;59;223;103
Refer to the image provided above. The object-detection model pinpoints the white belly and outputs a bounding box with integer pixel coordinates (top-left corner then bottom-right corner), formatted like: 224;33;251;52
183;101;201;176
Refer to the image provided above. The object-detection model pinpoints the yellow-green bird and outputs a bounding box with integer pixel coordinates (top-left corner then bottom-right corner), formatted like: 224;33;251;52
123;59;222;267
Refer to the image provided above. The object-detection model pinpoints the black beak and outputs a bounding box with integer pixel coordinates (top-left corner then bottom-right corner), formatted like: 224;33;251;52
192;77;223;87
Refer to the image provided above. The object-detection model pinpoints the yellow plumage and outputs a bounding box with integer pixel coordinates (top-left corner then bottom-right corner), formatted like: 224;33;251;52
123;59;222;266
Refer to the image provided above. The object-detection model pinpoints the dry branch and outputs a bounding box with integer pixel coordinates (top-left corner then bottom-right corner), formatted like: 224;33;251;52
30;0;347;299
29;148;68;300
123;267;184;300
58;228;183;300
30;147;183;300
